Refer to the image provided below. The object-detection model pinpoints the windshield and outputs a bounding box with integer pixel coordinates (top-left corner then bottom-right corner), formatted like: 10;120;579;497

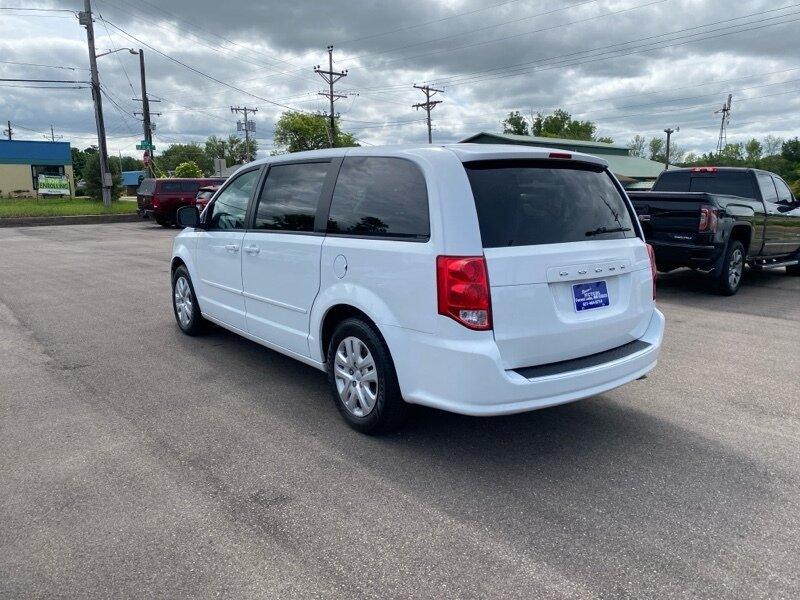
464;160;635;248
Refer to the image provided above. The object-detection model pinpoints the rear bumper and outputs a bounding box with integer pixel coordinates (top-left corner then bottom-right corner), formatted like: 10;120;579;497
385;309;665;416
650;240;722;270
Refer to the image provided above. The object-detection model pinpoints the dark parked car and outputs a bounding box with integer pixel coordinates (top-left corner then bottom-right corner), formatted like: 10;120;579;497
629;167;800;294
137;178;226;227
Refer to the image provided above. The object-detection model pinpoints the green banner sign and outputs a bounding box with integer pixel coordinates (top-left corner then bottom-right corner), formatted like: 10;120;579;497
38;175;70;195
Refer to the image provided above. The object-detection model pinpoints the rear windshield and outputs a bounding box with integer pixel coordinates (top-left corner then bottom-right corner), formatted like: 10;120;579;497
653;170;757;199
137;178;155;196
464;160;635;248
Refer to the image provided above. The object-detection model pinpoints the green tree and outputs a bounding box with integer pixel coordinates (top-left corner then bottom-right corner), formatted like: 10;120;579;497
205;135;258;166
744;138;763;166
70;145;98;181
273;111;358;154
781;137;800;164
628;135;647;158
83;151;122;201
717;142;745;165
531;108;610;142
647;136;684;164
118;155;144;172
158;143;212;175
173;161;203;178
763;135;784;156
501;111;530;135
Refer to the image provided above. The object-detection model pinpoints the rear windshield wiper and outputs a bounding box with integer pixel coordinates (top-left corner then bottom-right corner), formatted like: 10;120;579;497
585;226;631;237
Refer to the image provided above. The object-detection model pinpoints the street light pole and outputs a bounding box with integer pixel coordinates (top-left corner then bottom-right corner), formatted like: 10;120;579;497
663;127;679;170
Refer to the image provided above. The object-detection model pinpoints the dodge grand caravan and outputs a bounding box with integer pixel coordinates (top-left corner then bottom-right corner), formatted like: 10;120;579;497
171;145;664;433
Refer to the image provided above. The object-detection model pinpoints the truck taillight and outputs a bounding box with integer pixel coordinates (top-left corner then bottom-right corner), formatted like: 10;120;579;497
646;243;657;300
699;205;718;232
436;256;492;330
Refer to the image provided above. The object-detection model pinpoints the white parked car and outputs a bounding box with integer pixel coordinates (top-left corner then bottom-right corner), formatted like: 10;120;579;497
171;144;664;433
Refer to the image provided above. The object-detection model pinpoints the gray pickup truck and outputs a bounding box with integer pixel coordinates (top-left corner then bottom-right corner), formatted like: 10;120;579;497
628;167;800;294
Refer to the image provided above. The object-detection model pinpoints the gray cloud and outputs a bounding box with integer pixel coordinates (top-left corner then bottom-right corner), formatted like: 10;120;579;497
1;0;798;158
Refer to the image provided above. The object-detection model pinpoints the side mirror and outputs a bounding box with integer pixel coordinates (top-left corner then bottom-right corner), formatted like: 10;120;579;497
176;205;200;228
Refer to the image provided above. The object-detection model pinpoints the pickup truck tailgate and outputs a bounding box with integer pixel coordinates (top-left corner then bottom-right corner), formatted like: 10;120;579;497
628;191;710;244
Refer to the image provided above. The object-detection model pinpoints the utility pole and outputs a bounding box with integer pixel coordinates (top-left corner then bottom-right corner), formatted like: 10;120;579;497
45;125;63;142
231;106;257;162
314;46;348;148
132;49;159;177
663;126;678;170
3;121;12;140
714;94;733;154
79;0;112;207
412;84;443;144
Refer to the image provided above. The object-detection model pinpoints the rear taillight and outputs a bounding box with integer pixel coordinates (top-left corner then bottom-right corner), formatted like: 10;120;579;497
691;166;718;173
436;256;492;330
699;205;718;232
646;243;657;300
548;152;572;159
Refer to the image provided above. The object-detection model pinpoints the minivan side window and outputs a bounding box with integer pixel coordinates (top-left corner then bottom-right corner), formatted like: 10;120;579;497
327;157;430;240
207;169;259;230
253;162;330;232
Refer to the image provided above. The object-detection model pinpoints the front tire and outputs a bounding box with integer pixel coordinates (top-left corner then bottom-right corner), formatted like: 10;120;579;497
326;318;408;434
714;240;745;295
172;266;204;335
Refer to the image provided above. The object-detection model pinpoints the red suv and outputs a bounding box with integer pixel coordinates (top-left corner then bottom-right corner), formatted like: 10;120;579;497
137;178;226;226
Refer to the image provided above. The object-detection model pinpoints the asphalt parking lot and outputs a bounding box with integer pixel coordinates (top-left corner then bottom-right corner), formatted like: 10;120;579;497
1;222;798;599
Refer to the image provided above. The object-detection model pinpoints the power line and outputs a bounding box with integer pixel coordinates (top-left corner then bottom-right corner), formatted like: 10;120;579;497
98;16;313;113
0;59;87;71
359;3;800;91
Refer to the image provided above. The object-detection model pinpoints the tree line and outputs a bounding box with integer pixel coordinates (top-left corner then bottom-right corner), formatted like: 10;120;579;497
74;107;800;199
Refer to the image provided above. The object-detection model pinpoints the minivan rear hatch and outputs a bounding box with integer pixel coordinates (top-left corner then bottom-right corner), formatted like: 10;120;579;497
464;159;654;370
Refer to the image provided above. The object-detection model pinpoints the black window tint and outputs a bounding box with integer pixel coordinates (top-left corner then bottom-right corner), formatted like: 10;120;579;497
327;157;430;239
652;171;690;191
208;169;259;230
756;172;778;203
773;176;793;203
180;181;200;193
689;172;756;198
160;181;181;193
465;160;635;248
254;162;329;232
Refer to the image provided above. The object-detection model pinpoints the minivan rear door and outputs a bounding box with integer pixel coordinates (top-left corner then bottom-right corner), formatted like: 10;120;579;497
464;159;654;370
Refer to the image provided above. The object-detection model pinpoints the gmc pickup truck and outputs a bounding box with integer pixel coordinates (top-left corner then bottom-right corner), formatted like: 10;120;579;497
629;167;800;294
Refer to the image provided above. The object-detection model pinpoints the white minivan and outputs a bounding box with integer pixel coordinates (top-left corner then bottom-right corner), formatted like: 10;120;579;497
171;144;664;433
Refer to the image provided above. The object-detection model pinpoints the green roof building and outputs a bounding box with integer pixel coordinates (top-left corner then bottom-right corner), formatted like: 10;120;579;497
459;132;671;188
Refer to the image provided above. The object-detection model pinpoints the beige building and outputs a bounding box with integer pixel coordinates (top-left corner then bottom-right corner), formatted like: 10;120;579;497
0;139;75;197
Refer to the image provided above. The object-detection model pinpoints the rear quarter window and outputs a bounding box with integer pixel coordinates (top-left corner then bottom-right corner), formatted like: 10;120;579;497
327;157;430;240
464;160;635;248
159;181;182;193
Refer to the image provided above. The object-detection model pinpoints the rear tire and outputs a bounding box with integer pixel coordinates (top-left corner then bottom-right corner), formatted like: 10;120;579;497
713;240;745;295
326;318;408;434
172;266;205;335
156;215;171;227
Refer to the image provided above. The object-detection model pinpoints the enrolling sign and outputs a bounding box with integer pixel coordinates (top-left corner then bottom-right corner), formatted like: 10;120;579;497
38;175;70;195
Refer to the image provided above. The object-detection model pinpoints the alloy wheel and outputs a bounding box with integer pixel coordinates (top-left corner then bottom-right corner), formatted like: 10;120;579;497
334;336;379;417
728;247;743;289
174;276;193;328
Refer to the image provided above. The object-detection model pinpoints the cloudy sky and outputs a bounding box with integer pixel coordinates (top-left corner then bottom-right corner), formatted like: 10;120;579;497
1;0;798;159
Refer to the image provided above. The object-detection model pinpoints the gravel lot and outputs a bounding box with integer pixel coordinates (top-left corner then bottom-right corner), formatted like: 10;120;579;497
1;222;798;599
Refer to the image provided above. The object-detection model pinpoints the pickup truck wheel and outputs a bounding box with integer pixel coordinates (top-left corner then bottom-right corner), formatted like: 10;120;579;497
326;318;408;434
172;266;205;335
714;240;745;295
